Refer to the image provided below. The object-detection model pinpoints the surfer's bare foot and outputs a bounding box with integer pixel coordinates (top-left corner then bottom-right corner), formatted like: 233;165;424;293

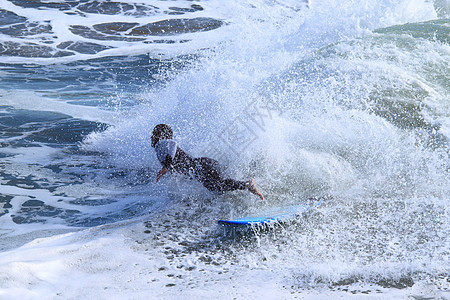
247;179;264;200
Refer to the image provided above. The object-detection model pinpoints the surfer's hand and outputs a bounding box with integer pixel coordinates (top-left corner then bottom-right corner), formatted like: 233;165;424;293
156;167;168;182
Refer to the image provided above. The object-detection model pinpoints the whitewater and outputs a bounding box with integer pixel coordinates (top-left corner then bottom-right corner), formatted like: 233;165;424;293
0;0;449;298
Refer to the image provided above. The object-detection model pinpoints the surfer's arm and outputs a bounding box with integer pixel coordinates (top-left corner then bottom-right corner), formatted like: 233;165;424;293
156;167;169;182
156;154;172;182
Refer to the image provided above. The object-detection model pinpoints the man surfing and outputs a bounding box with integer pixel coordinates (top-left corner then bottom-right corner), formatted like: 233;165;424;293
151;124;264;200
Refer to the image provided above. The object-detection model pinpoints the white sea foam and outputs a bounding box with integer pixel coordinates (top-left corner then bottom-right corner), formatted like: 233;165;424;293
0;215;448;299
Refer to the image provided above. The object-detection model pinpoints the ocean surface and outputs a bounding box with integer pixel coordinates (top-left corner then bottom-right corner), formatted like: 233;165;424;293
0;0;449;298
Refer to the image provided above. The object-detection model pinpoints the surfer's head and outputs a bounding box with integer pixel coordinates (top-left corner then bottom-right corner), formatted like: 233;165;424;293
151;124;173;147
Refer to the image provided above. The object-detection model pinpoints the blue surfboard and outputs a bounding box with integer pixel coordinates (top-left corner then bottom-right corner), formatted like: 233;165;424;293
218;198;323;226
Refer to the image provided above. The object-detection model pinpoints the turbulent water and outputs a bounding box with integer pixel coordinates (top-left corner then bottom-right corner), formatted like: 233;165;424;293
0;0;449;298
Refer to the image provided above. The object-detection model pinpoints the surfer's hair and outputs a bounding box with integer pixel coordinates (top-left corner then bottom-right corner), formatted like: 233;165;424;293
151;124;173;147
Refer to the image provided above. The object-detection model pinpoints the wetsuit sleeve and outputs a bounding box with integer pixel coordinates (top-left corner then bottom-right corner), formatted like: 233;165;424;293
161;154;173;169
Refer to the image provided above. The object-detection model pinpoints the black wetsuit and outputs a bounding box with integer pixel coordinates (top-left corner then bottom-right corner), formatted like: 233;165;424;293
156;140;247;192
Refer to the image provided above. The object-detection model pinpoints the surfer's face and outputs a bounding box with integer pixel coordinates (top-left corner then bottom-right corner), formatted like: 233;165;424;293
151;124;173;147
151;133;159;148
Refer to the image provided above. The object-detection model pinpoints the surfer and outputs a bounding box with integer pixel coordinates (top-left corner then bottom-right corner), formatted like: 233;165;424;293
151;124;264;200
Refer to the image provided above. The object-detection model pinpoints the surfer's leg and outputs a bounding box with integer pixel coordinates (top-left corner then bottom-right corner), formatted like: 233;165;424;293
195;158;246;192
195;158;263;199
216;178;247;192
213;178;264;200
